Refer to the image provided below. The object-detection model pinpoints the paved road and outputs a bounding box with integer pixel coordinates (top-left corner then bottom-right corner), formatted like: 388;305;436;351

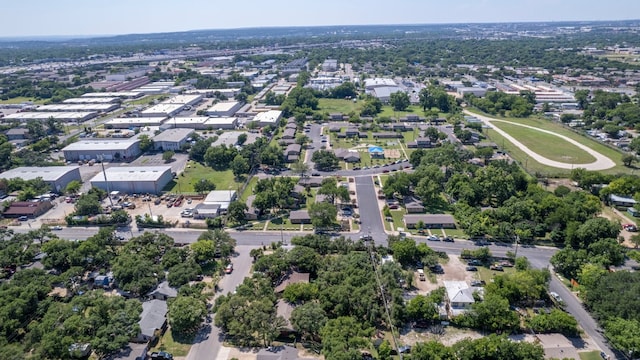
187;245;254;360
355;175;386;240
465;110;616;171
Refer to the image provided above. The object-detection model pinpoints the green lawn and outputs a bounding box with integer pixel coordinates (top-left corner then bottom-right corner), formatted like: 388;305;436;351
164;162;241;193
240;176;259;202
317;98;363;114
469;109;630;175
489;121;596;164
379;105;425;119
579;351;604;360
267;217;300;231
126;94;168;106
390;209;407;231
477;265;515;284
150;328;192;357
0;96;47;105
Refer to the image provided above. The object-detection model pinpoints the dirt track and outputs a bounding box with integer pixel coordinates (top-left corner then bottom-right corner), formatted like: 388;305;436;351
465;110;616;171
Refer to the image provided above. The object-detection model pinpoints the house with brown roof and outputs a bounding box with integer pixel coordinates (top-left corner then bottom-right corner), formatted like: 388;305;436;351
274;271;311;293
403;214;456;229
3;201;53;218
289;210;311;224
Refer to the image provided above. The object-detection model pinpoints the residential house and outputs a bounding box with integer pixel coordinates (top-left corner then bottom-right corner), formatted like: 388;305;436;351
610;194;637;208
403;214;456;229
275;299;295;334
3;201;53;219
298;177;323;188
334;148;361;163
330;113;345;121
134;299;168;343
407;137;432;149
147;281;177;301
244;195;260;220
405;199;425;214
444;281;477;316
281;128;296;140
289;210;311;224
274;271;311;293
345;127;359;137
284;144;302;163
5;128;29;140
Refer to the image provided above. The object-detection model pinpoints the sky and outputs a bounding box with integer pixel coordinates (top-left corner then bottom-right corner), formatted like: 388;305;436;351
2;0;639;38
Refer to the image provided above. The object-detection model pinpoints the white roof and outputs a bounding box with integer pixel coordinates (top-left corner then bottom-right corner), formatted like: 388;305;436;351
63;97;119;104
165;117;209;125
253;110;282;124
444;281;475;304
203;190;236;205
153;128;194;142
163;94;202;105
63;139;139;151
37;104;117;111
364;78;397;88
81;92;141;98
204;117;237;126
0;166;79;182
4;112;95;120
141;103;184;115
207;101;241;112
106;117;167;125
90;166;172;182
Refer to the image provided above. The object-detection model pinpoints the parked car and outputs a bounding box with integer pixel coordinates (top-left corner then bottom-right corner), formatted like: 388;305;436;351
150;352;173;360
466;266;478;271
225;263;233;274
471;280;486;287
18;216;28;221
442;236;454;242
490;264;504;271
623;224;638;232
52;225;63;230
427;235;440;241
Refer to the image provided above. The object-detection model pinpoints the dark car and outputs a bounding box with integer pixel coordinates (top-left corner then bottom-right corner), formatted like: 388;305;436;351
442;236;454;242
150;351;173;360
466;266;478;271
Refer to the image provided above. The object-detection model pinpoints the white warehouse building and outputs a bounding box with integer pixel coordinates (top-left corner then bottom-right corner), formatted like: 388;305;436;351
90;166;173;195
153;128;194;151
62;139;141;162
0;166;81;192
205;101;244;117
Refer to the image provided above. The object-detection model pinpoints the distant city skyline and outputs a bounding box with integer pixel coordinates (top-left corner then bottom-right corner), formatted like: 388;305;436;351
1;0;639;38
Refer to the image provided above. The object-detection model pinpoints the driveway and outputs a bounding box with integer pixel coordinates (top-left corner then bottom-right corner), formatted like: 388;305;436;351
465;110;616;171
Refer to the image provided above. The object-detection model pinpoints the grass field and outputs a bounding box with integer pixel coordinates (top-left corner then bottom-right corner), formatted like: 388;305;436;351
240;176;259;202
164;162;241;193
126;94;168;106
150;328;192;357
379;105;425;119
578;351;604;360
468;109;630;176
317;98;363;114
489;121;597;164
0;96;47;105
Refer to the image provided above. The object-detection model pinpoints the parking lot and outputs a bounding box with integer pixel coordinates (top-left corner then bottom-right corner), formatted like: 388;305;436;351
102;193;206;226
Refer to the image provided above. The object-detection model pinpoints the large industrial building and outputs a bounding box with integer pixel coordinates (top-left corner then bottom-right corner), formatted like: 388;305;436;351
105;117;167;129
140;104;185;118
201;117;238;130
252;110;282;126
0;166;81;192
205;101;244;117
90;166;173;195
164;94;203;107
160;117;238;130
81;92;144;99
37;103;120;113
153;128;194;151
3;112;98;123
62;139;141;161
63;97;121;104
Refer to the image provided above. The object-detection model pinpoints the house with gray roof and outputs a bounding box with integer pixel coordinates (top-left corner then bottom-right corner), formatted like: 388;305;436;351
134;299;168;343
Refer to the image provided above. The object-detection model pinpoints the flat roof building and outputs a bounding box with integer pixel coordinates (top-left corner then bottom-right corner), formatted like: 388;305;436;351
153;128;194;151
164;94;203;106
203;117;238;130
63;97;121;104
90;166;173;195
3;111;98;123
141;104;185;118
81;92;144;99
62;139;141;162
105;117;167;129
252;110;282;127
203;190;237;212
37;103;120;113
205;101;244;117
0;166;81;192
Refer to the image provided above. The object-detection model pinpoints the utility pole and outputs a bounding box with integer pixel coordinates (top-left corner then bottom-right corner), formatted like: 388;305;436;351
100;156;114;207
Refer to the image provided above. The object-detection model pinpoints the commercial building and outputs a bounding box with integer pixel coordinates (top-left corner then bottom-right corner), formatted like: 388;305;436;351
164;94;203;107
37;103;120;113
140;104;185;118
202;117;238;130
81;92;144;99
3;201;53;219
63;97;121;104
322;59;338;72
90;166;173;195
456;87;488;97
203;190;237;212
205;101;244;117
4;112;98;123
105;67;152;82
104;117;167;129
252;110;282;126
185;88;241;98
153;128;194;151
0;166;81;192
62;139;141;161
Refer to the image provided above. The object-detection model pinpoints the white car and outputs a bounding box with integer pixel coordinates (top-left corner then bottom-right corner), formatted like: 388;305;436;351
52;225;63;230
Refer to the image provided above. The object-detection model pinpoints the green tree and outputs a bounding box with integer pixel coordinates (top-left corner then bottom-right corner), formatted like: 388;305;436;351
230;154;250;179
191;239;217;264
193;178;216;194
162;150;175;162
197;229;236;258
290;302;327;340
311;150;339;171
227;201;248;225
65;180;81;195
168;295;207;334
390;91;410;111
138;134;154;153
308;202;337;230
237;133;248;145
